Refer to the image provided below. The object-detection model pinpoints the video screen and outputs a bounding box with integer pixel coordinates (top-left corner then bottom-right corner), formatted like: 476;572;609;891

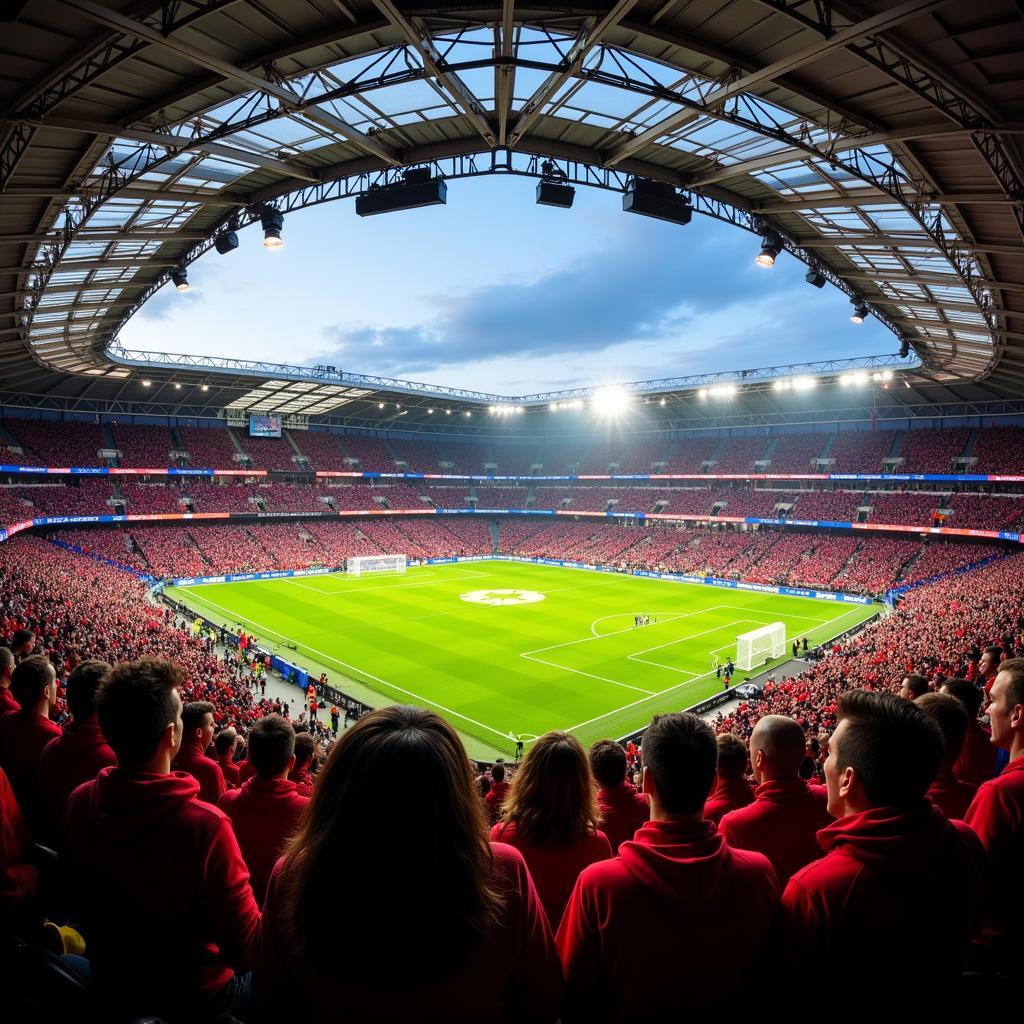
249;413;282;438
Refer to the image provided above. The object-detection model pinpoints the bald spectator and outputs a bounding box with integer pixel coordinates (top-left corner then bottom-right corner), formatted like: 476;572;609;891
978;645;1002;694
915;692;976;820
484;761;509;825
941;677;999;786
38;659;116;837
703;733;754;825
173;701;226;805
589;739;648;852
556;713;779;1020
965;657;1024;967
719;715;831;885
0;648;16;716
782;691;986;1011
215;728;241;789
899;673;929;700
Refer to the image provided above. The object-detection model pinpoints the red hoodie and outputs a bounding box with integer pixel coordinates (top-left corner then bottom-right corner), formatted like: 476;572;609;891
782;803;986;1008
719;777;831;884
218;754;241;789
0;765;38;923
964;753;1024;957
955;719;999;787
254;842;562;1023
64;767;260;1021
490;820;611;930
288;765;315;798
0;707;61;835
703;774;755;825
38;716;116;837
556;819;779;1021
926;767;977;821
218;777;309;906
484;779;510;824
0;686;18;717
596;780;649;852
172;735;226;805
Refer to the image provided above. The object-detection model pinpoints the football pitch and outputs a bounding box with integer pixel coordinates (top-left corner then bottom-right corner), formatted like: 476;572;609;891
170;560;877;759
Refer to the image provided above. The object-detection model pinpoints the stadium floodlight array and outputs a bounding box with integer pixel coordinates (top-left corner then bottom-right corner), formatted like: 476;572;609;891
346;554;407;577
736;621;787;671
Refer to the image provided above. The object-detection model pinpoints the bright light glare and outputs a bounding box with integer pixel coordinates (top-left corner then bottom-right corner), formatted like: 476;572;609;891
704;384;738;399
792;377;816;390
592;386;632;416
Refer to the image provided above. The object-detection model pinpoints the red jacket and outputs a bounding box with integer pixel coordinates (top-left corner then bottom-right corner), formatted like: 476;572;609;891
703;775;755;825
64;767;260;1021
556;819;779;1021
782;803;986;1008
719;777;831;884
964;753;1024;956
0;765;38;922
955;719;999;787
484;779;510;824
596;781;649;852
254;842;562;1023
0;707;62;835
218;754;241;789
172;736;226;805
218;777;309;906
926;768;977;821
490;821;611;930
288;765;314;798
38;716;116;836
238;759;255;785
0;686;18;716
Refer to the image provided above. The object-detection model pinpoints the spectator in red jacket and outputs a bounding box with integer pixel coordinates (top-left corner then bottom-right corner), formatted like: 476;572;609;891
556;712;779;1021
589;739;648;852
0;764;39;933
287;731;315;797
915;692;976;819
0;654;60;836
172;700;226;804
898;673;929;700
491;732;611;929
38;659;115;838
215;727;241;788
703;732;755;825
965;656;1024;967
718;715;830;884
0;647;17;716
219;714;308;906
64;657;259;1023
253;705;561;1021
942;677;999;786
484;761;510;824
782;690;986;1011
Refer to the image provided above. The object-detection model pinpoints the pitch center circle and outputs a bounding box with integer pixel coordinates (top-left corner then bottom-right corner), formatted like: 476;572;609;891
460;589;546;606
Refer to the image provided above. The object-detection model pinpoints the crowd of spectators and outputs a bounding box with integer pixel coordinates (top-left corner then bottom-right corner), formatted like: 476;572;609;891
130;527;209;578
711;437;771;474
5;421;105;467
867;490;941;525
789;489;863;521
177;426;240;468
899;427;970;473
970;425;1024;474
947;493;1024;530
827;429;896;472
289;430;350;472
187;482;258;513
233;433;298;472
338;437;394;472
109;424;174;468
259;485;330;514
764;433;827;472
26;481;114;517
473;486;529;508
119;482;185;514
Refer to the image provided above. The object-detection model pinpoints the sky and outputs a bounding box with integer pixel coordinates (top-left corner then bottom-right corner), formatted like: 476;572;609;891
122;175;895;396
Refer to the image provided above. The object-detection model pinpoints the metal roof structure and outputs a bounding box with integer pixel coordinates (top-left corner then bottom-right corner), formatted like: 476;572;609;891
1;0;1022;425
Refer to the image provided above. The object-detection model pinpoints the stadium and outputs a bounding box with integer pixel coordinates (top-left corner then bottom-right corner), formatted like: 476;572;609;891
1;0;1023;1020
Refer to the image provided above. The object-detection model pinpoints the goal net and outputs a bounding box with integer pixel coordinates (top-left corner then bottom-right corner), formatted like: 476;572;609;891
346;554;407;577
736;621;786;671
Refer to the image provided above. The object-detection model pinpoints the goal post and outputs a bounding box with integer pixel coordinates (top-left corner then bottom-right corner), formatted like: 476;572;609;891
736;621;786;671
346;554;407;577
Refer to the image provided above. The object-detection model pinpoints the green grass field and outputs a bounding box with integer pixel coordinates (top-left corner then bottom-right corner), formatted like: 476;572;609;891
170;560;876;759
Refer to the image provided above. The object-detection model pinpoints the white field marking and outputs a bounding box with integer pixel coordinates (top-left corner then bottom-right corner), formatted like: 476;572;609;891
627;619;764;660
560;602;872;735
627;622;765;672
170;589;513;743
631;636;742;674
588;607;733;638
278;567;489;597
519;653;657;695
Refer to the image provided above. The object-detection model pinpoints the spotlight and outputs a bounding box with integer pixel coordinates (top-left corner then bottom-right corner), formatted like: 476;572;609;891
593;385;632;417
214;231;239;255
773;379;791;391
850;298;870;324
174;382;182;389
141;379;151;387
201;383;209;392
755;232;782;268
260;207;284;249
170;266;189;292
427;408;434;414
659;398;666;406
445;409;452;415
881;370;893;381
464;411;471;417
550;402;558;411
623;178;692;226
706;384;738;399
792;376;816;390
378;403;384;409
805;268;827;288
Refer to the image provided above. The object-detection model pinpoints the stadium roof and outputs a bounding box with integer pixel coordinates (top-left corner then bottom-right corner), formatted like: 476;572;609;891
2;0;1023;421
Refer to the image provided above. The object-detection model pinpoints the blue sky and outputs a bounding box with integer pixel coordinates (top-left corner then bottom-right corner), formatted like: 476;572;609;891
123;176;895;394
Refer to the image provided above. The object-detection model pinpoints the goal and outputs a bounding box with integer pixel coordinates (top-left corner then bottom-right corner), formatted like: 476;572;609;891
736;621;786;671
346;554;407;577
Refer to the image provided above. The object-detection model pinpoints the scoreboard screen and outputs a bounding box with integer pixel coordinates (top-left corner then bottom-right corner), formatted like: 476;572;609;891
249;414;281;438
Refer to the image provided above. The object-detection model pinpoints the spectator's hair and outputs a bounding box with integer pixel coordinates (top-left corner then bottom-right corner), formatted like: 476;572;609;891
10;628;33;651
941;677;983;718
65;659;111;720
181;701;215;735
214;728;237;757
833;690;943;807
995;657;1024;710
901;674;929;699
96;658;183;765
642;712;717;814
915;692;968;762
248;715;295;778
490;761;505;783
589;739;628;788
477;774;491;799
0;647;13;675
280;705;501;983
501;731;600;846
10;654;55;707
715;733;749;780
293;731;315;769
981;645;1002;670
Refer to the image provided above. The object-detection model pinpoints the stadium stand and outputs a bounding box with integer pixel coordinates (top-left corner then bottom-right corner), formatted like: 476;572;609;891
233;431;299;471
899;428;970;474
6;420;105;467
827;430;896;473
177;426;240;468
109;424;174;468
711;437;771;473
764;433;827;471
289;430;350;472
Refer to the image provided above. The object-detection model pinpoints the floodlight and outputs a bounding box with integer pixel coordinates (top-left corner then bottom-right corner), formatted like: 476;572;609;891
170;266;189;292
141;379;151;387
805;268;827;288
260;207;284;249
755;232;782;268
592;386;632;416
659;398;666;406
201;384;209;391
427;408;434;414
850;298;870;324
707;384;738;399
465;411;471;417
773;379;791;391
174;382;182;389
214;231;239;255
792;377;816;390
445;409;452;415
